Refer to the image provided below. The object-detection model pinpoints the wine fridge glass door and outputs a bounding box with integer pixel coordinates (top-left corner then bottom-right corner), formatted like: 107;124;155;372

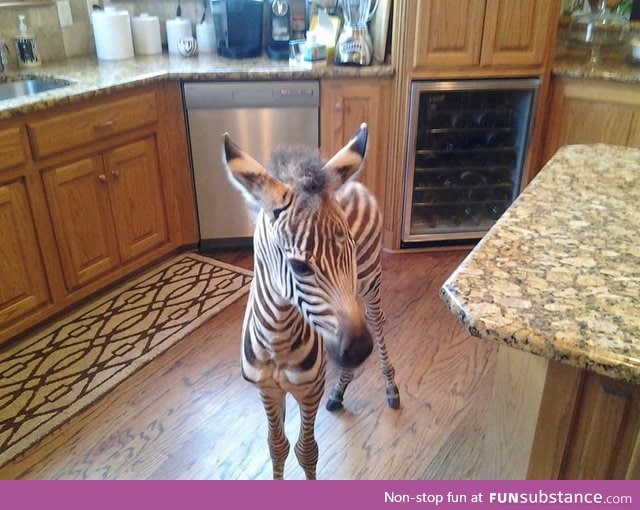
402;79;539;245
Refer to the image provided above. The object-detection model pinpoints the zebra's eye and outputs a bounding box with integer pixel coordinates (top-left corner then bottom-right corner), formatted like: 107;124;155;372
289;258;314;277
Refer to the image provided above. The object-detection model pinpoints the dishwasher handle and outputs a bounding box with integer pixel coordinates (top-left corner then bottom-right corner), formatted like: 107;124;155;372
184;81;320;109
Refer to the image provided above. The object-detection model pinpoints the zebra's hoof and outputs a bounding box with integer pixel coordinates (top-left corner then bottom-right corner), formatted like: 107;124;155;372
386;386;400;409
326;398;344;411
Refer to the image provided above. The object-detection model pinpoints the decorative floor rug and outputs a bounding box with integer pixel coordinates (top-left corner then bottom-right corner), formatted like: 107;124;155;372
0;252;252;467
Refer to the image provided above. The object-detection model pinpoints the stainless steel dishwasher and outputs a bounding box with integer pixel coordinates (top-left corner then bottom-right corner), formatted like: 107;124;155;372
184;81;320;249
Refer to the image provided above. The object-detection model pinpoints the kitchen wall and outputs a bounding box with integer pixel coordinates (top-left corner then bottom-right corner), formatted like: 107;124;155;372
0;0;210;65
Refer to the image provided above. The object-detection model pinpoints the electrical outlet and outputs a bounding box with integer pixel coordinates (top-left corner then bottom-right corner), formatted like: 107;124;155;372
57;1;73;28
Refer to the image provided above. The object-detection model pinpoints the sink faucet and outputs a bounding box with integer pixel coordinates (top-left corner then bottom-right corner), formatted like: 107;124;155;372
0;41;10;73
0;42;10;73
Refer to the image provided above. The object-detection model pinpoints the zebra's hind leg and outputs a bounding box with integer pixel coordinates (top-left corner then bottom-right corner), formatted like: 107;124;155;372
293;377;324;479
326;368;354;411
373;328;400;410
363;275;400;410
259;386;290;479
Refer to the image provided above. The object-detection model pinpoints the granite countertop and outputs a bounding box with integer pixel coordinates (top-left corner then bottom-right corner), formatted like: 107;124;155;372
553;48;640;83
0;53;393;120
552;30;640;83
440;144;640;385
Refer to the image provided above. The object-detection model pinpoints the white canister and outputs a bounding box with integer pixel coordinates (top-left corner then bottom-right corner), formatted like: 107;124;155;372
92;7;134;60
131;13;162;56
166;17;192;55
196;21;216;54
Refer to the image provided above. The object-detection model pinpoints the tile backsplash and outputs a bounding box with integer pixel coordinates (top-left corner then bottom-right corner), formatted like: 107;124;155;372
0;0;213;66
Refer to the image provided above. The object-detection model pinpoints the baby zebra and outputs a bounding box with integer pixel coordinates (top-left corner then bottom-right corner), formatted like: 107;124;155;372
222;124;399;480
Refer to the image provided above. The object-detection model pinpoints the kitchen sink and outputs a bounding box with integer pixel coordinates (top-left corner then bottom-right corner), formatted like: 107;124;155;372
0;76;72;101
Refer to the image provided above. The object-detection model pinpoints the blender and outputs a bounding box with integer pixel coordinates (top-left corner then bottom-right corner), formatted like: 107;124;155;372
335;0;378;65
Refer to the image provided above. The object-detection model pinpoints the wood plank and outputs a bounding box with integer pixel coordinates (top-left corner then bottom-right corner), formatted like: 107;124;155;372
480;346;548;479
527;360;583;479
562;374;635;479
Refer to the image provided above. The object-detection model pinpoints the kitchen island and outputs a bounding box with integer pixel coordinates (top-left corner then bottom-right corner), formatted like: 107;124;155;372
441;144;640;479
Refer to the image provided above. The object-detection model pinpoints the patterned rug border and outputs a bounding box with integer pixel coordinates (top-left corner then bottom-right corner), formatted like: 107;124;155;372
0;252;252;467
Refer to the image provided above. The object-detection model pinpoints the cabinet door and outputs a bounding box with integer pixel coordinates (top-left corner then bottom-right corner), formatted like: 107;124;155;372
320;80;390;202
43;157;120;290
0;126;27;172
0;180;50;326
481;0;557;67
412;0;487;70
104;138;168;263
543;80;638;163
628;115;640;148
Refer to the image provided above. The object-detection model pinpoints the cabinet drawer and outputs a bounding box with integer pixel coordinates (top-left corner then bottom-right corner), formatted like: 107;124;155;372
0;126;27;171
28;91;159;159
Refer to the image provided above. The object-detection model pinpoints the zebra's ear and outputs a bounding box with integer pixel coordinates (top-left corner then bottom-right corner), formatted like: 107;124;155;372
322;123;368;188
222;133;291;221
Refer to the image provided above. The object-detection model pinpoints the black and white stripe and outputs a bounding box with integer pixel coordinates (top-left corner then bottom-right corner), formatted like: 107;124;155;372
226;124;399;480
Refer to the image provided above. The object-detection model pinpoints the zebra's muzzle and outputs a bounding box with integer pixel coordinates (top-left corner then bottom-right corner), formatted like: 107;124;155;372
330;319;373;368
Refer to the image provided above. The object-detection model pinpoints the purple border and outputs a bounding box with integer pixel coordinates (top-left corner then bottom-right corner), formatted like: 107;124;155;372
1;480;638;510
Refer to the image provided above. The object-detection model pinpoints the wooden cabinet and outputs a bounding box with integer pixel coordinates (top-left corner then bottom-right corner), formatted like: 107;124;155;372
382;0;561;250
0;123;52;334
104;138;168;263
481;0;557;68
482;347;640;479
43;138;167;291
43;157;119;290
0;179;51;327
0;82;196;345
543;78;640;164
320;78;391;205
0;126;27;171
410;0;559;75
27;91;159;159
412;0;486;70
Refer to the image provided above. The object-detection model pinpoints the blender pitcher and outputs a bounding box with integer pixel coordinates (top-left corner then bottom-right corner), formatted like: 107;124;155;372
335;0;378;65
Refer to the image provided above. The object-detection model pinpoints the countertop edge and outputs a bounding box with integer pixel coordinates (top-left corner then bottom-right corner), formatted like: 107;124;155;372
439;144;640;387
439;282;640;386
0;57;395;121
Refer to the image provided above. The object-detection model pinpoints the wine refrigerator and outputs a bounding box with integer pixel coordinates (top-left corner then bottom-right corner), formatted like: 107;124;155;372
402;79;540;245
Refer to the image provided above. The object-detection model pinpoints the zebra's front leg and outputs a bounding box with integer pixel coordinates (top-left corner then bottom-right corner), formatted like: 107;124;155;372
326;368;354;411
364;283;400;409
293;379;324;479
259;387;290;479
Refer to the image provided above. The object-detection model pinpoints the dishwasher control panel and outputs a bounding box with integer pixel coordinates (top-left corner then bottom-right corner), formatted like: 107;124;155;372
184;81;319;109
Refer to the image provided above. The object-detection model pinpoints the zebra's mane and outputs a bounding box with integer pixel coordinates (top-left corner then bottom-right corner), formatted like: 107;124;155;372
266;146;329;196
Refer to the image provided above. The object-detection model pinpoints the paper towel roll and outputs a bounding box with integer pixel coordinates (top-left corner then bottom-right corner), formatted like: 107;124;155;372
196;21;216;54
92;7;134;61
131;13;162;56
166;17;192;55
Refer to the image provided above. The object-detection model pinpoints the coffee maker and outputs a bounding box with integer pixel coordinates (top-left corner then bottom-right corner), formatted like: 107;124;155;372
211;0;264;58
267;0;308;60
335;0;377;65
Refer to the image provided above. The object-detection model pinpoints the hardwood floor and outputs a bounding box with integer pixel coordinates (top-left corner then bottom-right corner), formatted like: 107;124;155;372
0;249;497;480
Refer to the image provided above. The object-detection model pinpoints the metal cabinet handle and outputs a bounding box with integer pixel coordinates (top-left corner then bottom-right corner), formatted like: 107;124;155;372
98;174;107;183
112;170;120;178
94;119;115;130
